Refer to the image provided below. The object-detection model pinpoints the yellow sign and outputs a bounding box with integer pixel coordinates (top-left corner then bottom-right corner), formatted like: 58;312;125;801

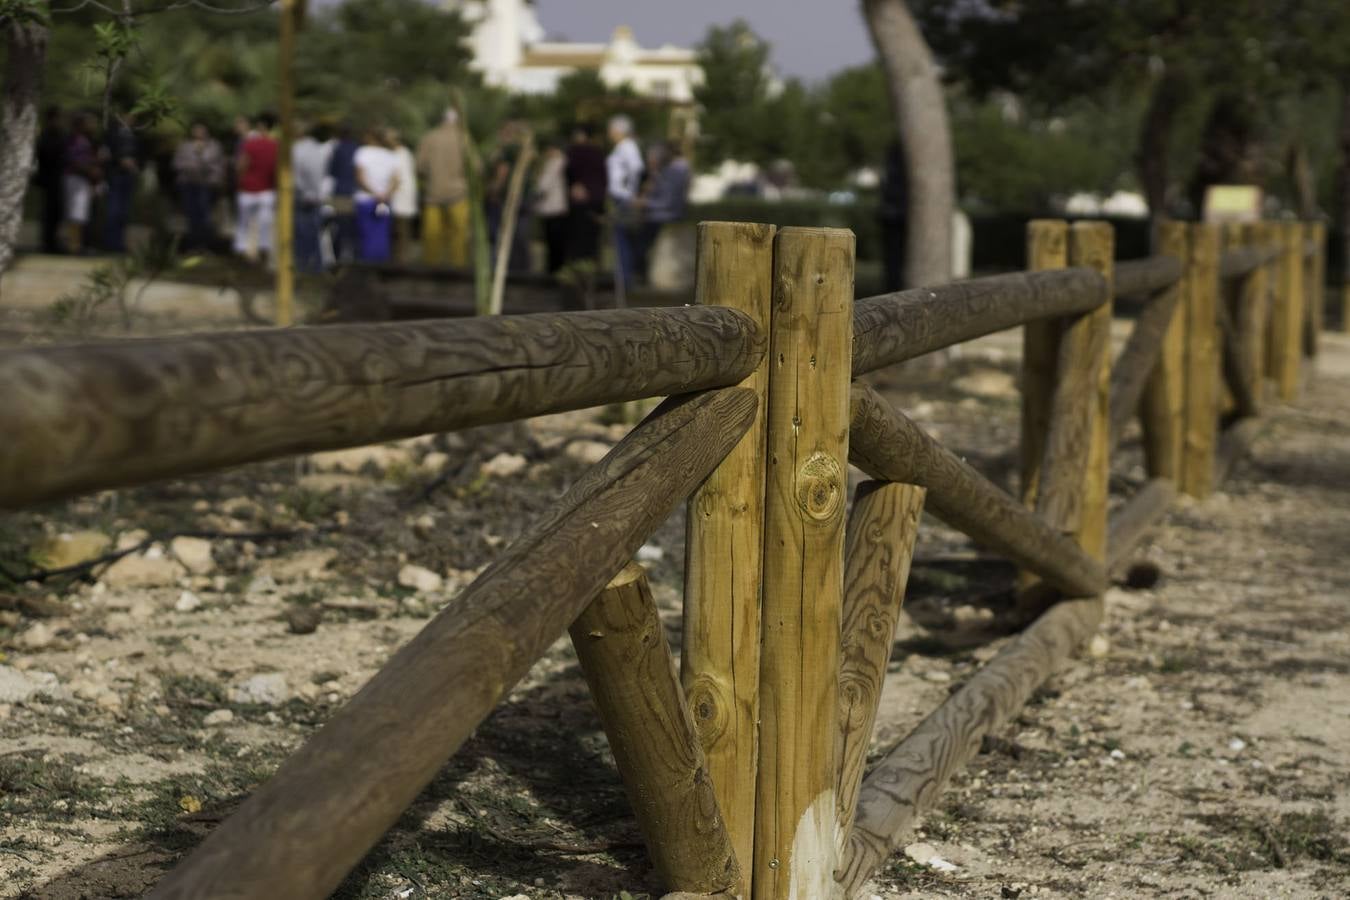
1203;185;1262;223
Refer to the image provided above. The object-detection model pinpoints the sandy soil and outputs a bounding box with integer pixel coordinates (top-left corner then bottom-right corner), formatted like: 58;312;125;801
0;297;1347;900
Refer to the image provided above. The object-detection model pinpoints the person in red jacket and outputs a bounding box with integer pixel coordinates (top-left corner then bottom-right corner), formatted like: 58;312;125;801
233;112;278;262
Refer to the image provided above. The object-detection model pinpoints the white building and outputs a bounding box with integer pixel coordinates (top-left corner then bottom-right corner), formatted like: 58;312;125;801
449;0;703;102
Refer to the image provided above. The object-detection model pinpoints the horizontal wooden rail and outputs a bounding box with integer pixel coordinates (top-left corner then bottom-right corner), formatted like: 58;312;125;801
1219;246;1280;280
147;387;759;900
1113;255;1182;298
851;268;1108;374
0;306;763;510
848;383;1106;598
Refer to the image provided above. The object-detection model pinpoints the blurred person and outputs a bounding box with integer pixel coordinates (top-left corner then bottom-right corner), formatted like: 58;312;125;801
35;106;66;253
605;115;643;287
634;141;690;282
565;122;606;264
292;121;332;273
326;122;360;263
172;122;225;251
416;108;469;267
533;139;568;274
234;112;279;261
62;112;100;255
385;127;418;264
101;109;140;253
353;127;399;262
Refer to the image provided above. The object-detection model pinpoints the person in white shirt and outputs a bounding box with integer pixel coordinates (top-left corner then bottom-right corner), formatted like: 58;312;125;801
354;128;400;262
385;127;418;264
606;115;644;287
291;122;332;273
533;141;569;274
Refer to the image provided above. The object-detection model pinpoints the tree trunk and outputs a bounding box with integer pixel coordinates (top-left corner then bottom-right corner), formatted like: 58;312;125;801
0;20;48;279
863;0;953;288
1138;70;1186;232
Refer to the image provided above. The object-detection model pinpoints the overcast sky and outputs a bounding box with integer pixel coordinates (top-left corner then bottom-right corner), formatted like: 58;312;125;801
531;1;875;82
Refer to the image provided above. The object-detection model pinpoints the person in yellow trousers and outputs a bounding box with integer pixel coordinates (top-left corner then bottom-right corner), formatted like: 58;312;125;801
416;107;470;267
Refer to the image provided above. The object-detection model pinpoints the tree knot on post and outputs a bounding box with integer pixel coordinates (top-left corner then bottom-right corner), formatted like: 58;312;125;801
684;673;731;745
795;451;844;523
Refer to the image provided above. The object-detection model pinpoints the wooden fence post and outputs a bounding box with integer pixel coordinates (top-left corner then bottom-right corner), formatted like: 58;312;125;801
1180;223;1220;498
836;481;925;853
1066;221;1114;559
1020;220;1068;511
754;227;854;900
1140;221;1189;481
1235;222;1270;416
571;563;740;894
1269;221;1305;402
683;221;775;890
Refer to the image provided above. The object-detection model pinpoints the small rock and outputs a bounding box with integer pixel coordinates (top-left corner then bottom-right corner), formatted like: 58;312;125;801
228;673;290;706
1088;634;1110;658
412;514;437;540
263;548;338;582
0;704;10;720
564;439;611;466
30;531;111;569
221;497;264;520
636;543;664;563
19;622;55;650
0;665;64;703
904;841;957;871
285;605;321;635
297;473;370;494
924;670;952;683
421;450;450;473
397;564;442;594
203;709;234;726
310;445;410;473
481;452;527;478
101;553;186;589
1109;748;1126;760
953;368;1018;400
115;529;150;551
247;574;279;596
170;536;215;575
174;590;203;613
1228;737;1247;752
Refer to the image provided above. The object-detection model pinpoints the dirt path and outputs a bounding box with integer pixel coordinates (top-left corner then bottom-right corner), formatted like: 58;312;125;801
0;314;1346;899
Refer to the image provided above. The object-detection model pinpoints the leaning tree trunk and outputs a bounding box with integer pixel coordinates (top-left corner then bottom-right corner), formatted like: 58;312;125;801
0;20;49;280
863;0;953;288
1138;70;1186;239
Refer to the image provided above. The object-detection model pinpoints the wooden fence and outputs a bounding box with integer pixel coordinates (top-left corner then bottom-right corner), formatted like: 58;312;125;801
0;217;1325;899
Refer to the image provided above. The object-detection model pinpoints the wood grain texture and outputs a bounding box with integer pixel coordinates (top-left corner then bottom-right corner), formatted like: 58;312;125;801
851;266;1106;375
1067;222;1114;561
754;227;854;900
0;306;764;510
849;384;1106;599
835;595;1103;898
1139;222;1190;481
1106;478;1175;572
1019;220;1068;513
683;221;776;887
148;386;759;900
572;563;740;895
1269;222;1305;402
1180;224;1221;498
835;481;925;854
1108;284;1184;450
1114;254;1182;298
